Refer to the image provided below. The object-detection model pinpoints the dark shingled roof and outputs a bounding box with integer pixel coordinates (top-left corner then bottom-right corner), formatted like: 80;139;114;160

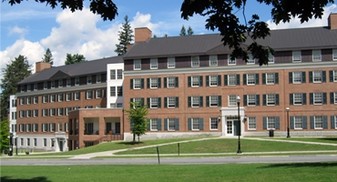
19;56;123;84
125;26;337;59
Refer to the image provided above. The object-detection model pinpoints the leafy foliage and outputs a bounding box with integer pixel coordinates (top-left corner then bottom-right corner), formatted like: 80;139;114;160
115;15;133;56
0;119;10;153
65;53;86;65
5;0;118;21
0;55;31;120
126;102;149;142
181;0;334;65
42;48;53;65
180;25;187;36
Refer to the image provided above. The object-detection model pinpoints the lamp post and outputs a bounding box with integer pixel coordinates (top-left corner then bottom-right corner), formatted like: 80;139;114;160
286;107;290;138
237;96;242;154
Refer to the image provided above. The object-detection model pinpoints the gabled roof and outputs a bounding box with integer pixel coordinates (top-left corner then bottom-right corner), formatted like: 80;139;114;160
124;26;337;59
19;56;123;84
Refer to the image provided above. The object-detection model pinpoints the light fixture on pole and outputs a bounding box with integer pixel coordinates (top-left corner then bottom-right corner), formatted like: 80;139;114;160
237;96;242;154
286;107;290;138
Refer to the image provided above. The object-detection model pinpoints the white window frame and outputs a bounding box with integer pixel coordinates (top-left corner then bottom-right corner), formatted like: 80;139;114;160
294;116;303;130
266;73;275;85
247;95;257;106
228;57;236;65
268;53;274;64
228;74;237;86
313;71;322;83
228;95;237;107
209;117;218;130
209;55;218;66
209;75;219;87
292;51;301;62
167;77;177;88
133;79;142;89
87;76;92;84
247;54;255;64
333;92;337;104
191;76;201;87
313;92;323;105
66;92;72;101
117;69;123;79
209;96;219;107
150;98;159;108
292;72;303;84
191;56;200;68
134;59;141;70
247;74;256;85
167;57;176;68
191;118;201;131
149;119;159;131
266;117;276;130
293;93;303;105
334;116;337;129
333;70;337;82
110;69;116;80
314;116;323;129
191;96;201;108
150;58;158;69
248;117;256;130
333;49;337;61
74;92;80;100
167;119;176;131
150;78;159;89
312;50;322;62
86;90;93;99
167;97;177;108
266;94;276;106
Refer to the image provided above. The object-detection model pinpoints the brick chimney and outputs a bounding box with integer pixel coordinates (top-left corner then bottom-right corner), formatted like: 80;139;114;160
328;13;337;30
36;62;51;73
134;27;152;43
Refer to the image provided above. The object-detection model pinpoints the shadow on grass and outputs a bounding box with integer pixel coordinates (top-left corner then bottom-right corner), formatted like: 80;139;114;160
1;176;50;182
117;141;144;145
321;138;337;142
260;162;337;169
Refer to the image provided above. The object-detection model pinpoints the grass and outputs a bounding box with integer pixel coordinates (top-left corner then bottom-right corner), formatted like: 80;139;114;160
117;138;337;155
2;163;337;182
271;137;337;144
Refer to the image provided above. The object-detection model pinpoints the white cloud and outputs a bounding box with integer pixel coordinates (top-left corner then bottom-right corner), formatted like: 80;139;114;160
8;26;27;37
268;4;337;29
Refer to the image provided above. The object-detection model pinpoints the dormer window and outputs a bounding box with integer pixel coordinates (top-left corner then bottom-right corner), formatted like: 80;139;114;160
191;56;200;67
312;50;321;62
150;58;158;69
292;51;301;62
134;60;141;70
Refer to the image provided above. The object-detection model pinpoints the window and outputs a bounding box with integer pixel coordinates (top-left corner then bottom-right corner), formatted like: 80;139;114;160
43;138;47;147
190;76;202;87
333;49;337;61
149;97;160;108
264;73;278;85
33;110;38;117
42;109;48;117
150;58;158;69
87;76;92;84
117;69;123;79
26;97;31;105
312;50;321;62
293;116;304;129
248;117;256;130
27;138;30;146
58;93;63;102
228;95;238;106
134;59;141;70
208;95;220;107
20;138;24;146
149;118;161;131
292;51;301;62
265;94;278;106
133;78;143;89
332;92;337;104
312;71;323;83
313;116;324;129
67;79;71;86
74;92;80;100
333;116;337;129
116;86;122;97
246;74;258;85
43;95;48;103
167;57;175;68
33;96;38;104
228;57;236;65
189;118;203;131
191;56;200;67
292;72;305;84
58;108;64;116
149;78;159;89
264;116;279;130
209;55;218;66
166;97;178;108
75;77;79;86
210;117;218;130
97;74;101;83
110;70;116;80
34;138;37;146
50;108;56;116
226;74;240;86
245;94;259;106
189;96;203;108
247;54;255;64
42;123;48;132
208;75;220;87
50;94;56;102
268;52;274;63
292;93;306;105
110;86;116;97
167;118;178;131
166;77;178;88
66;93;72;101
86;90;93;99
312;92;324;105
331;70;337;82
132;98;144;107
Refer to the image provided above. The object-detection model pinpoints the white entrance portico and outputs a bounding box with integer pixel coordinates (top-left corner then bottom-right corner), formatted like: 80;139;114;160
220;107;245;137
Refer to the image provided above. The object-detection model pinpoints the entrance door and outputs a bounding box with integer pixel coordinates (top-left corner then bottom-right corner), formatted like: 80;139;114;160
115;122;121;134
58;139;64;152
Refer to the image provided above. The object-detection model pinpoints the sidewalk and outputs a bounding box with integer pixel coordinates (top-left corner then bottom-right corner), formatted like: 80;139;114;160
70;137;337;159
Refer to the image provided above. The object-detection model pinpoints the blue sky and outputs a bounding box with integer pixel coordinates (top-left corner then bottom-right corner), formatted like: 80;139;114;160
1;1;336;77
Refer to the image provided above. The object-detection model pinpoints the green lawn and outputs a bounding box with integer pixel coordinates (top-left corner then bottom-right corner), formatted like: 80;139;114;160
271;137;337;144
2;163;337;182
117;138;337;155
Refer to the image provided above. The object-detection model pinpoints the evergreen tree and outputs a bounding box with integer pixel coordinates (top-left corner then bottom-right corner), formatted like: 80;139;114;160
187;26;194;35
180;25;187;36
65;53;86;65
126;102;149;143
0;119;10;153
115;15;134;56
42;48;53;65
0;55;31;120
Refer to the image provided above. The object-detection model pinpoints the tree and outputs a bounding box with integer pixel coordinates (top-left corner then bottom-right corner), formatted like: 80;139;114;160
126;102;149;143
65;53;86;65
181;0;334;65
180;25;187;36
4;0;118;21
0;55;31;120
187;26;194;35
0;119;10;154
115;15;134;56
42;48;53;65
